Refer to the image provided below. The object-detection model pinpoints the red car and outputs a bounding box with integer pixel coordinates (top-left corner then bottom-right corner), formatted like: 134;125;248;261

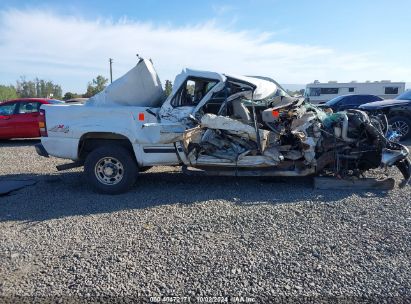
0;98;64;139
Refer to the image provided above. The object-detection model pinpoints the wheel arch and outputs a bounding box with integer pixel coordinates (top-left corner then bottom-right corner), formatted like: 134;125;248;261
78;132;137;163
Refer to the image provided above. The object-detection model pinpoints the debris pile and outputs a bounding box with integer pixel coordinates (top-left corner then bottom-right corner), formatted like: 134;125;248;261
182;94;410;183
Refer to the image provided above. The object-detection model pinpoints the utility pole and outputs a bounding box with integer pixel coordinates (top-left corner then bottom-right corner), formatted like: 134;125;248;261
109;58;113;83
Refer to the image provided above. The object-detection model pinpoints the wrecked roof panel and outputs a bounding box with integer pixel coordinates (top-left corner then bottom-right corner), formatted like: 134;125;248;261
87;59;164;107
225;74;278;100
172;69;226;95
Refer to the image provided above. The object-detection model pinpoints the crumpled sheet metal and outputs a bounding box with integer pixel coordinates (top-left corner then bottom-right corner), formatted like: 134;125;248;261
225;74;277;100
263;146;283;162
193;154;280;167
301;137;317;163
138;123;186;144
289;112;321;164
284;150;303;160
182;127;203;150
87;59;164;107
198;129;251;162
290;112;317;132
200;114;269;148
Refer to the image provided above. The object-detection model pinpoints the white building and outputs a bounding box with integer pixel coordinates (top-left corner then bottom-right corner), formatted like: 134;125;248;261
305;80;405;104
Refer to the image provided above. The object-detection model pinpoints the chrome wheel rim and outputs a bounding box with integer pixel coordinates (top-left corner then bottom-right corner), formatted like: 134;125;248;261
391;121;409;137
94;157;124;185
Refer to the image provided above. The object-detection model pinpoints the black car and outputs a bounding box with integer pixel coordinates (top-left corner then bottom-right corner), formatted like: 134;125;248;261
319;94;383;112
359;90;411;140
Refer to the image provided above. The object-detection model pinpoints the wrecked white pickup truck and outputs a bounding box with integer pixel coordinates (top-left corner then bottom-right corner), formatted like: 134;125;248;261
35;59;411;194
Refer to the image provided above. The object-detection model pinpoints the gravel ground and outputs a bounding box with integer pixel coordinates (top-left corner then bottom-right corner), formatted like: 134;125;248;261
0;139;410;302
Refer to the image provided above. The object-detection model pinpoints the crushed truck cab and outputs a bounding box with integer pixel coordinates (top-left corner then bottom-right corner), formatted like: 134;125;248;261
36;58;411;194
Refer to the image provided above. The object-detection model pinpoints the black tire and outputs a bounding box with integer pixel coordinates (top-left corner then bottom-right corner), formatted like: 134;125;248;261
84;145;137;194
389;116;411;140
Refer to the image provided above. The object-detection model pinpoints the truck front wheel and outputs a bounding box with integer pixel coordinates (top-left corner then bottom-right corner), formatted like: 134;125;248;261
84;145;137;194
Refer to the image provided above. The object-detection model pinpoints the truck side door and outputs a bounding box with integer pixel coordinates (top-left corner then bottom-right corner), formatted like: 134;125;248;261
140;77;220;145
159;77;218;123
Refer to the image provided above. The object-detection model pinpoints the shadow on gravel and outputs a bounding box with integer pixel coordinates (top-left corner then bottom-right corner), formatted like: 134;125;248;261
0;138;40;147
0;168;391;222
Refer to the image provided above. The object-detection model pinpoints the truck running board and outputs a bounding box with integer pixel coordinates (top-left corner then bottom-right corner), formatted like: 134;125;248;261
181;165;315;177
56;161;84;171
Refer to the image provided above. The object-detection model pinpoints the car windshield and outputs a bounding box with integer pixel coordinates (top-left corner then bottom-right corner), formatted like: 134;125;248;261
395;90;411;100
325;95;344;106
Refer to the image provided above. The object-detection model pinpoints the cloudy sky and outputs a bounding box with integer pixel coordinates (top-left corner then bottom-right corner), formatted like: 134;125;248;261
0;0;410;93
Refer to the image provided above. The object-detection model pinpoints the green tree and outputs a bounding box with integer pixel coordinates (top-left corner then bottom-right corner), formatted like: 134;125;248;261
16;77;62;99
164;80;173;97
0;85;18;102
63;92;80;100
16;77;36;98
83;75;108;97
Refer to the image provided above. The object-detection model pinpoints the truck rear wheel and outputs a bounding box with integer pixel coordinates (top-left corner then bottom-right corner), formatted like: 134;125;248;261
84;145;137;194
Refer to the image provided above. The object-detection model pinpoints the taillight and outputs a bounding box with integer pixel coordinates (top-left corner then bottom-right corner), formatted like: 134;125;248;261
38;109;48;137
138;112;145;121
